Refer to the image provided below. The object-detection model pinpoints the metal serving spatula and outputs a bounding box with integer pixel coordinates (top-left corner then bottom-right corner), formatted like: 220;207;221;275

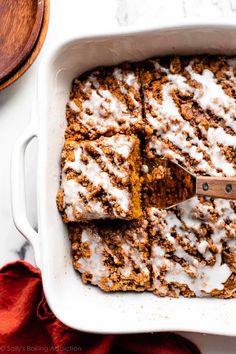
146;159;236;209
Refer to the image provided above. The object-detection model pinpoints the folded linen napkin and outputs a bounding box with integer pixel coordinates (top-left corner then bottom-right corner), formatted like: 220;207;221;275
0;261;201;354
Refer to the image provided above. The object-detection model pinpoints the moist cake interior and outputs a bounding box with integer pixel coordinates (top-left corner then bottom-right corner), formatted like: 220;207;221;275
57;56;236;298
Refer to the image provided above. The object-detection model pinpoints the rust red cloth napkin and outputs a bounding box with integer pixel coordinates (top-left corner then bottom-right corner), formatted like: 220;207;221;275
0;261;201;354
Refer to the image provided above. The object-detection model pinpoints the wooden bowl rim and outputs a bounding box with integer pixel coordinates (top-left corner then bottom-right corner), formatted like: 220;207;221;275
0;0;45;82
0;0;50;92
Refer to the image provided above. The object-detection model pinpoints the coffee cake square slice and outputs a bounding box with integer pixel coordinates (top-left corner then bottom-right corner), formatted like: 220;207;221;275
148;198;236;298
69;218;150;292
65;63;143;140
141;56;236;177
57;134;142;222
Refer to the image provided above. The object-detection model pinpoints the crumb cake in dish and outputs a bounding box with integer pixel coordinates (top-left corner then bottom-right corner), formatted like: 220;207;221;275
65;63;143;141
57;134;142;222
142;56;236;298
57;55;236;298
68;219;150;292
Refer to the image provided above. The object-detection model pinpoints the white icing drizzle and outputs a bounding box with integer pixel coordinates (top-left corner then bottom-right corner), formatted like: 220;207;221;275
164;254;231;296
61;134;138;220
69;68;142;135
76;224;149;286
101;134;135;159
121;243;150;276
150;194;236;296
186;66;236;132
69;100;80;112
66;147;128;210
63;178;105;221
142;164;149;173
146;59;236;176
85;144;127;179
207;127;236;146
77;229;110;285
197;240;209;254
120;266;132;277
113;68;140;106
82;88;127;128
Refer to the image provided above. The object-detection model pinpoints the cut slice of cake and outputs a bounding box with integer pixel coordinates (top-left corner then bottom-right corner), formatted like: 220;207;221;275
69;218;150;292
141;56;236;177
148;198;236;298
57;134;142;222
65;62;143;140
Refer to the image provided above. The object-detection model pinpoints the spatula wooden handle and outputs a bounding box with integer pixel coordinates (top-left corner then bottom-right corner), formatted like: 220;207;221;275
196;176;236;199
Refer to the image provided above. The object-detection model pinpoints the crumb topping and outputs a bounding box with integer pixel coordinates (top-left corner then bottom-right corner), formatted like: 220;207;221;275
70;220;150;291
59;134;141;221
66;64;143;140
58;55;236;298
149;196;236;297
143;58;236;176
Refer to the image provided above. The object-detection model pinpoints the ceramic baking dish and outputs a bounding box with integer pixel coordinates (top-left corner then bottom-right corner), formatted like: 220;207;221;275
11;20;236;335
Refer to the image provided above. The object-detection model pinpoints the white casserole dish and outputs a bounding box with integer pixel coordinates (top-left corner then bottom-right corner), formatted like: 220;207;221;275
11;21;236;335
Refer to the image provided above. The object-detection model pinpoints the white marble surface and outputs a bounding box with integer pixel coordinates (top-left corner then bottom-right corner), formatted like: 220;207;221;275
1;0;236;352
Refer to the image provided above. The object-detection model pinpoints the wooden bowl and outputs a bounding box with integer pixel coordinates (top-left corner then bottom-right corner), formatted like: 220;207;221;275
0;0;50;92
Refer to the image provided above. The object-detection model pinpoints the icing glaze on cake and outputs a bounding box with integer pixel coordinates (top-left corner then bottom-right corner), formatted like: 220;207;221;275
65;63;143;140
57;56;236;298
69;219;150;291
57;134;142;221
143;58;236;177
148;197;236;297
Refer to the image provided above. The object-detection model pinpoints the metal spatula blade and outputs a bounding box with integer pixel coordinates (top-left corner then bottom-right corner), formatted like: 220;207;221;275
146;160;236;209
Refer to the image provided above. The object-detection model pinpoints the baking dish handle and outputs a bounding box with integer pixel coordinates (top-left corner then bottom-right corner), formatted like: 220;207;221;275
11;124;40;267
